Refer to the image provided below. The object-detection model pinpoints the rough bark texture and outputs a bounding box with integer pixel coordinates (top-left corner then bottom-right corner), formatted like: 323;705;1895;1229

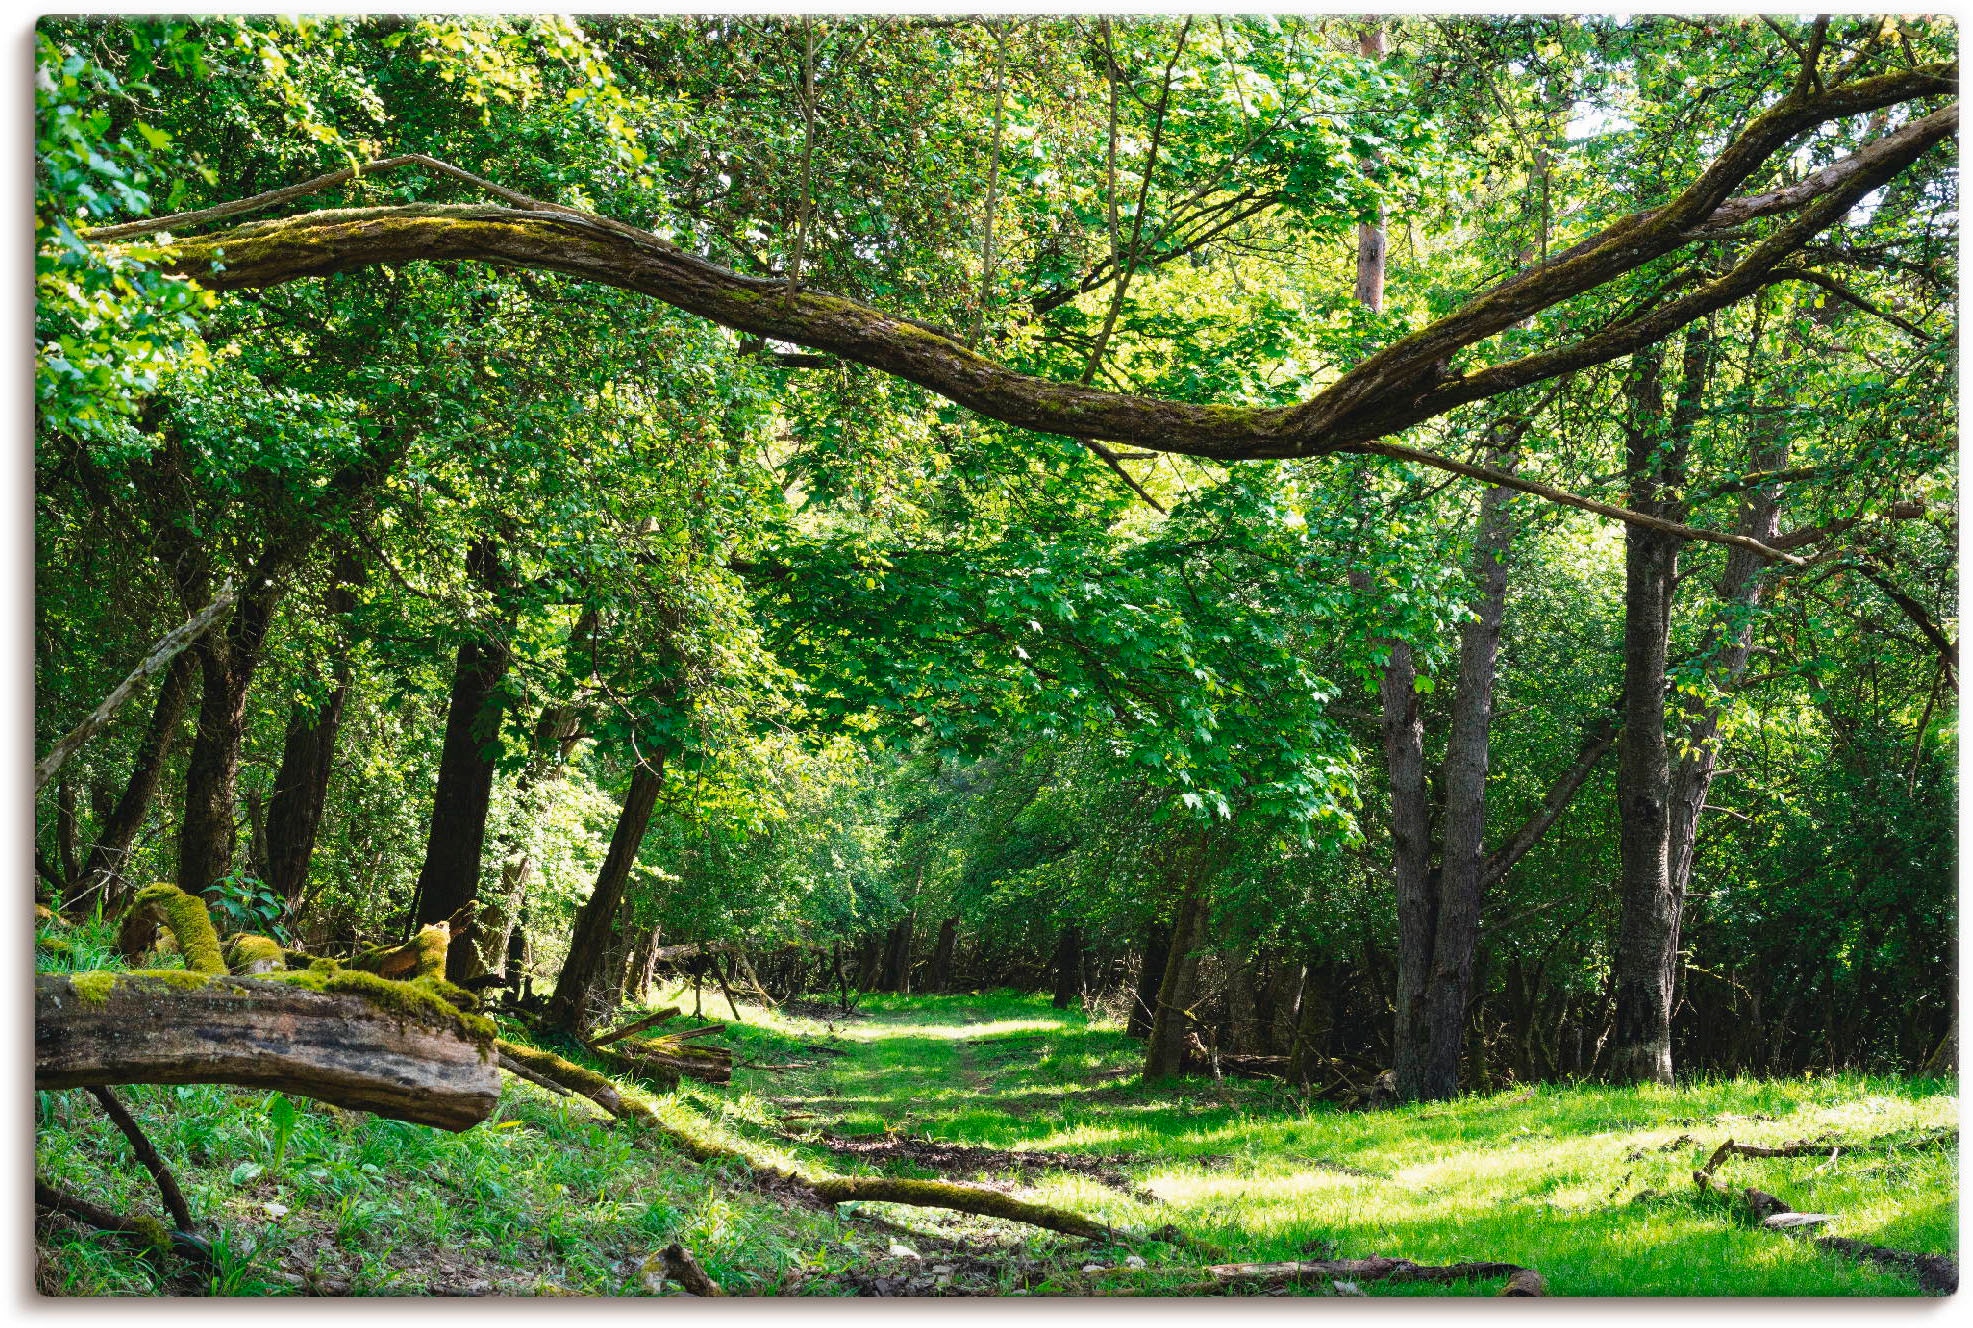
412;541;514;979
1144;873;1212;1080
35;972;499;1131
1610;330;1709;1084
1381;638;1435;1097
177;586;277;895
1413;471;1518;1100
69;651;196;914
878;913;915;994
131;79;1948;515
546;757;666;1030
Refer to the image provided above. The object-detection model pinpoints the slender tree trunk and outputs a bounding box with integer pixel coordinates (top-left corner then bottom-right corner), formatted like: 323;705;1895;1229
71;650;196;914
855;934;884;991
1051;922;1085;1010
1288;961;1334;1084
1224;943;1261;1052
176;586;277;897
1610;328;1709;1084
412;542;513;979
546;756;666;1031
1382;638;1436;1095
1414;469;1518;1099
927;916;959;993
1128;917;1174;1039
1353;24;1388;313
264;566;360;906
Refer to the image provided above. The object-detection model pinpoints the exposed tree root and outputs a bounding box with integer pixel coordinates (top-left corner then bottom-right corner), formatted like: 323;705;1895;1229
651;1242;724;1296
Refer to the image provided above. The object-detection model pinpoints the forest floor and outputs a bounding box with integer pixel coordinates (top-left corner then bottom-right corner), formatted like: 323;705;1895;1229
34;967;1960;1297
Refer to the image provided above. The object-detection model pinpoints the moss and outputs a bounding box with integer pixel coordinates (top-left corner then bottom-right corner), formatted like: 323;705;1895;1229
124;884;226;974
126;1214;174;1253
224;932;287;974
351;925;449;979
308;956;344;973
408;926;451;978
38;935;74;957
262;968;495;1051
423;975;481;1011
123;968;219;992
69;970;120;1006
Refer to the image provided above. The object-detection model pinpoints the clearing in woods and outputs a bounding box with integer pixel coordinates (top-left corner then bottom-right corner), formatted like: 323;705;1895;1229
35;977;1958;1297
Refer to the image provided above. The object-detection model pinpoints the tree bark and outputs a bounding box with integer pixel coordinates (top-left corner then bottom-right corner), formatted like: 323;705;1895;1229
263;564;360;906
1128;918;1173;1039
1354;23;1388;313
1413;469;1518;1099
879;913;915;994
35;972;498;1132
1144;846;1217;1080
176;584;278;897
546;756;666;1031
70;651;197;914
927;916;960;993
411;541;513;979
1610;328;1709;1084
1382;638;1436;1096
1051;922;1085;1010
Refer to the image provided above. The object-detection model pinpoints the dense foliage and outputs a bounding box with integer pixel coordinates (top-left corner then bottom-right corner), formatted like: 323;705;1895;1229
36;14;1955;1089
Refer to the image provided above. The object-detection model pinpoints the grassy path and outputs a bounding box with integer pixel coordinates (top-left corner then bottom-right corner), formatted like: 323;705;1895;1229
703;987;1958;1295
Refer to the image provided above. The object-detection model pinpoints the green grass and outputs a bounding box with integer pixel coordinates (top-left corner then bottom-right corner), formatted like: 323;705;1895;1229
35;934;1958;1296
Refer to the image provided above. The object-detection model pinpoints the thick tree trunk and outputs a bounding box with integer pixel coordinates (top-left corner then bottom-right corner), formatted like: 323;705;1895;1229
264;570;359;907
1610;330;1708;1084
1414;471;1518;1100
855;934;884;991
1051;922;1085;1010
1143;881;1212;1080
71;653;195;912
546;756;666;1031
1264;961;1306;1056
927;916;960;993
879;914;915;994
1224;943;1261;1053
411;542;514;979
1128;919;1173;1039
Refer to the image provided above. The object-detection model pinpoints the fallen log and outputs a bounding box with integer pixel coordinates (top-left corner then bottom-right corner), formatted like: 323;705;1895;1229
115;884;228;974
37;970;499;1132
598;1038;732;1086
590;1007;681;1048
36;1178;214;1270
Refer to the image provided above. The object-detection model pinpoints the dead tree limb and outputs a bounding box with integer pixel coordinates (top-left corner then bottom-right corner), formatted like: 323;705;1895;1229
37;972;499;1131
84;1086;194;1232
35;1177;214;1269
589;1007;681;1047
1691;1165;1957;1293
36;582;236;792
655;1242;725;1296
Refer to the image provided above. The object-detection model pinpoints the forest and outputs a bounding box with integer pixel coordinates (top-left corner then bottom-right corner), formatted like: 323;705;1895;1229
33;12;1958;1298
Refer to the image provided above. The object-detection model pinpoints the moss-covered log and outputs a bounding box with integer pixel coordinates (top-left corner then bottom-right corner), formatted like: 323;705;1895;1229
115;883;226;974
36;971;499;1131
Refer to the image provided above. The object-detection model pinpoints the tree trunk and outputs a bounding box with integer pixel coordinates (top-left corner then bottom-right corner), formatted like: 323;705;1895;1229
411;542;514;979
1224;943;1261;1053
1128;918;1173;1039
879;914;915;994
545;756;666;1031
1610;329;1708;1084
176;586;277;897
1051;922;1085;1010
1353;24;1388;313
1144;875;1213;1081
1288;962;1334;1083
1413;469;1518;1099
1265;961;1306;1056
855;934;884;991
70;646;194;911
927;916;960;993
263;567;360;907
1382;637;1436;1097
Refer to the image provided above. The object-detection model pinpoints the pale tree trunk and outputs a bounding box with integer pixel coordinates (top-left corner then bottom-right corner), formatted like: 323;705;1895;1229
1354;23;1388;312
1610;324;1712;1084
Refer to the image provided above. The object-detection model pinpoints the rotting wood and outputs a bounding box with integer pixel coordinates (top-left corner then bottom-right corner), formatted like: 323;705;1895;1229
654;1242;725;1296
38;972;499;1131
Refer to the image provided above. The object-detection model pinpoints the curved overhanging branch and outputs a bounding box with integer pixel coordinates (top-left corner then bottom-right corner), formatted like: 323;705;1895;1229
87;71;1953;563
